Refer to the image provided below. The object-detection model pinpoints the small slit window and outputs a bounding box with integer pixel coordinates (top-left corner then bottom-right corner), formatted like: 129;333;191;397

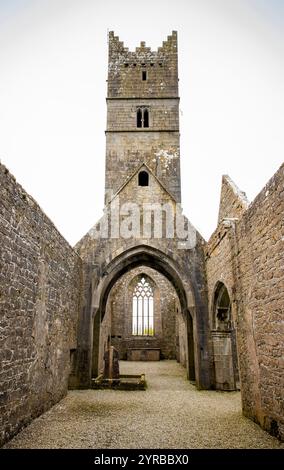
143;108;149;127
142;70;147;81
137;108;142;128
138;171;149;186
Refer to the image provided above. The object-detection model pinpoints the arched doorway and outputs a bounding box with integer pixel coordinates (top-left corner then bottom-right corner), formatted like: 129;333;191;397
211;281;239;390
96;266;186;368
91;246;198;386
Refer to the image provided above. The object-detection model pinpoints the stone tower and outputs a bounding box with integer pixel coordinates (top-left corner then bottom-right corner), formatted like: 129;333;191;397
105;31;181;204
73;32;212;392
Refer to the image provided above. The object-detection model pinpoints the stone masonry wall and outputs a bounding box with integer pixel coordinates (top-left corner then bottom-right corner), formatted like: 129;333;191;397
105;132;180;203
206;164;284;440
107;99;179;131
107;31;178;98
205;222;239;390
206;223;236;329
235;163;284;440
0;163;82;446
218;175;249;224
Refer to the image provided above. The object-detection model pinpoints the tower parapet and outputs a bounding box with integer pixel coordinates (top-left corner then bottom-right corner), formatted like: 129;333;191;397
107;31;178;98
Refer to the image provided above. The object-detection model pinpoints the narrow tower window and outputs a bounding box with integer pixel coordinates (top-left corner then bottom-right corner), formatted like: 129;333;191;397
142;70;147;81
132;277;154;336
136;107;149;128
138;171;149;186
143;108;149;127
137;108;142;128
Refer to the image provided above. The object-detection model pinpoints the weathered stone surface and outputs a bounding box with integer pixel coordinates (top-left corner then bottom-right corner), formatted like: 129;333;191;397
0;163;82;447
218;175;249;224
235;163;284;441
103;346;120;380
105;31;180;204
206;165;284;440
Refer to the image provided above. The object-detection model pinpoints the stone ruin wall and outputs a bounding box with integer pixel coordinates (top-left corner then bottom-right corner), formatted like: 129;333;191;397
206;164;284;440
235;163;284;440
1;155;283;444
0;163;82;446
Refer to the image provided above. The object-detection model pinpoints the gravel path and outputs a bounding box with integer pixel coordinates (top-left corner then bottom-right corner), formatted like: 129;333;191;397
4;361;283;449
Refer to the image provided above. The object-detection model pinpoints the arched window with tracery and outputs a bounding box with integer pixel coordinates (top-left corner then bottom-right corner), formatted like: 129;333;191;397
132;277;154;336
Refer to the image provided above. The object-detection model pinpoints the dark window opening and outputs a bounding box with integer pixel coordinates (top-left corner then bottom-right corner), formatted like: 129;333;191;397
138;171;149;186
124;63;129;67
143;108;149;127
133;63;137;67
142;70;147;81
137;108;142;128
213;282;231;331
217;308;229;322
150;63;154;67
136;107;149;128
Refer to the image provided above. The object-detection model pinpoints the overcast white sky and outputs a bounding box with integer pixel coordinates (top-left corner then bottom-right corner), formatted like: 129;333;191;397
0;0;283;245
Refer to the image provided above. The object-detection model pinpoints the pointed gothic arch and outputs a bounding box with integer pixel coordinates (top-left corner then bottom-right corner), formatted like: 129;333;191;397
212;281;231;331
131;275;154;336
211;281;239;390
88;245;201;385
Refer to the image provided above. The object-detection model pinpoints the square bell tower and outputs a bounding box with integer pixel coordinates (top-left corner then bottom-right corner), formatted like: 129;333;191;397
105;31;181;204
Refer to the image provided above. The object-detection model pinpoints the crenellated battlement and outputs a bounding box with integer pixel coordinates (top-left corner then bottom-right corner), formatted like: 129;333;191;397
108;31;129;53
107;31;178;100
108;31;177;56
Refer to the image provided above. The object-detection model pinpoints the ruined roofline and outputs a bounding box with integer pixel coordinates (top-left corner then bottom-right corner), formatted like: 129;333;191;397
108;31;178;54
0;161;81;255
222;174;250;207
217;174;250;227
